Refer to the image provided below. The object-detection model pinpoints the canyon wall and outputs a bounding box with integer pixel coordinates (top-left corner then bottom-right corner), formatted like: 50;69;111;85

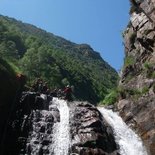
117;0;155;154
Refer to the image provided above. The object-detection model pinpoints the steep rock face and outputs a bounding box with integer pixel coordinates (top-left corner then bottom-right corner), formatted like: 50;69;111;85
4;93;61;155
118;0;155;154
0;92;57;155
70;102;119;155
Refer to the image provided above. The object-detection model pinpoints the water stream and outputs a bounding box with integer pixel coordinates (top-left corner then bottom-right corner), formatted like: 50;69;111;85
51;98;70;155
24;95;147;155
98;107;148;155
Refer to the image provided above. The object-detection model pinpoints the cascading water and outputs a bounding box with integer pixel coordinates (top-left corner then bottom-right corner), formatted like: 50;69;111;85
98;107;148;155
24;95;70;155
19;92;148;155
51;98;70;155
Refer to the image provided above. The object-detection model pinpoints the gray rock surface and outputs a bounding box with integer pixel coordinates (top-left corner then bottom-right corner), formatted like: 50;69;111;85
118;1;155;154
70;102;119;155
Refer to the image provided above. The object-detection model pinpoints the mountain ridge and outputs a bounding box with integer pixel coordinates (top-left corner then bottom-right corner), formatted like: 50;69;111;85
0;14;108;61
0;14;118;104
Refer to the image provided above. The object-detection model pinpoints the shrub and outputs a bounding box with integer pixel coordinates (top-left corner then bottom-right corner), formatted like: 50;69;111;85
141;86;149;94
143;62;155;78
102;89;118;105
124;55;135;68
127;88;141;96
7;61;21;73
129;0;140;14
117;86;127;99
0;58;16;77
143;62;152;70
129;5;137;14
117;85;150;101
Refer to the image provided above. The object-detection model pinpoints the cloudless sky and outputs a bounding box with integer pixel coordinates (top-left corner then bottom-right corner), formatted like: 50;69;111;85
0;0;130;71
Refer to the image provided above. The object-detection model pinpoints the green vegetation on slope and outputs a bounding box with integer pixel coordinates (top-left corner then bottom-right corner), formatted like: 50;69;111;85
102;89;119;105
0;15;118;104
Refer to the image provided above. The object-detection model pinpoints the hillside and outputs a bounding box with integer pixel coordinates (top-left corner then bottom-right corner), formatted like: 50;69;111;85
0;15;118;104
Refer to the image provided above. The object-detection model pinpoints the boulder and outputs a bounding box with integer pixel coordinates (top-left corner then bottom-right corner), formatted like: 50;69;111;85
70;102;119;155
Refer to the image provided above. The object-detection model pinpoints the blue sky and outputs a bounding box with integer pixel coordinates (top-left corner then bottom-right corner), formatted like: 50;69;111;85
0;0;130;71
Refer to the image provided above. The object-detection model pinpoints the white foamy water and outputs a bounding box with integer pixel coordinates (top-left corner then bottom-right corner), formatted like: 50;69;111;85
98;107;148;155
51;98;70;155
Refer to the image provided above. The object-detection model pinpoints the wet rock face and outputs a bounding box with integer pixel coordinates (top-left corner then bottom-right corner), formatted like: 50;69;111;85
18;93;60;155
26;109;59;155
70;102;119;155
118;0;155;154
1;92;59;155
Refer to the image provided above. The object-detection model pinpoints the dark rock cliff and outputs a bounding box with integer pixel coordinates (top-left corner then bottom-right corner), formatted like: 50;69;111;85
0;58;25;154
1;92;119;155
117;0;155;154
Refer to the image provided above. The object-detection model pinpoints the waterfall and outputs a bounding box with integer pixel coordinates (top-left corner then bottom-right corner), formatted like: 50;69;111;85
98;107;148;155
51;98;70;155
24;96;70;155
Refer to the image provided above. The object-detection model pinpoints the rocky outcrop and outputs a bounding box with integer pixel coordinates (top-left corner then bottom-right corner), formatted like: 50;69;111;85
117;0;155;154
0;92;56;155
70;102;119;155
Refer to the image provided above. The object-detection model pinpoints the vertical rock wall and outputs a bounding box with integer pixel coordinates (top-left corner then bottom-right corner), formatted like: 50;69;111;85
118;0;155;154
